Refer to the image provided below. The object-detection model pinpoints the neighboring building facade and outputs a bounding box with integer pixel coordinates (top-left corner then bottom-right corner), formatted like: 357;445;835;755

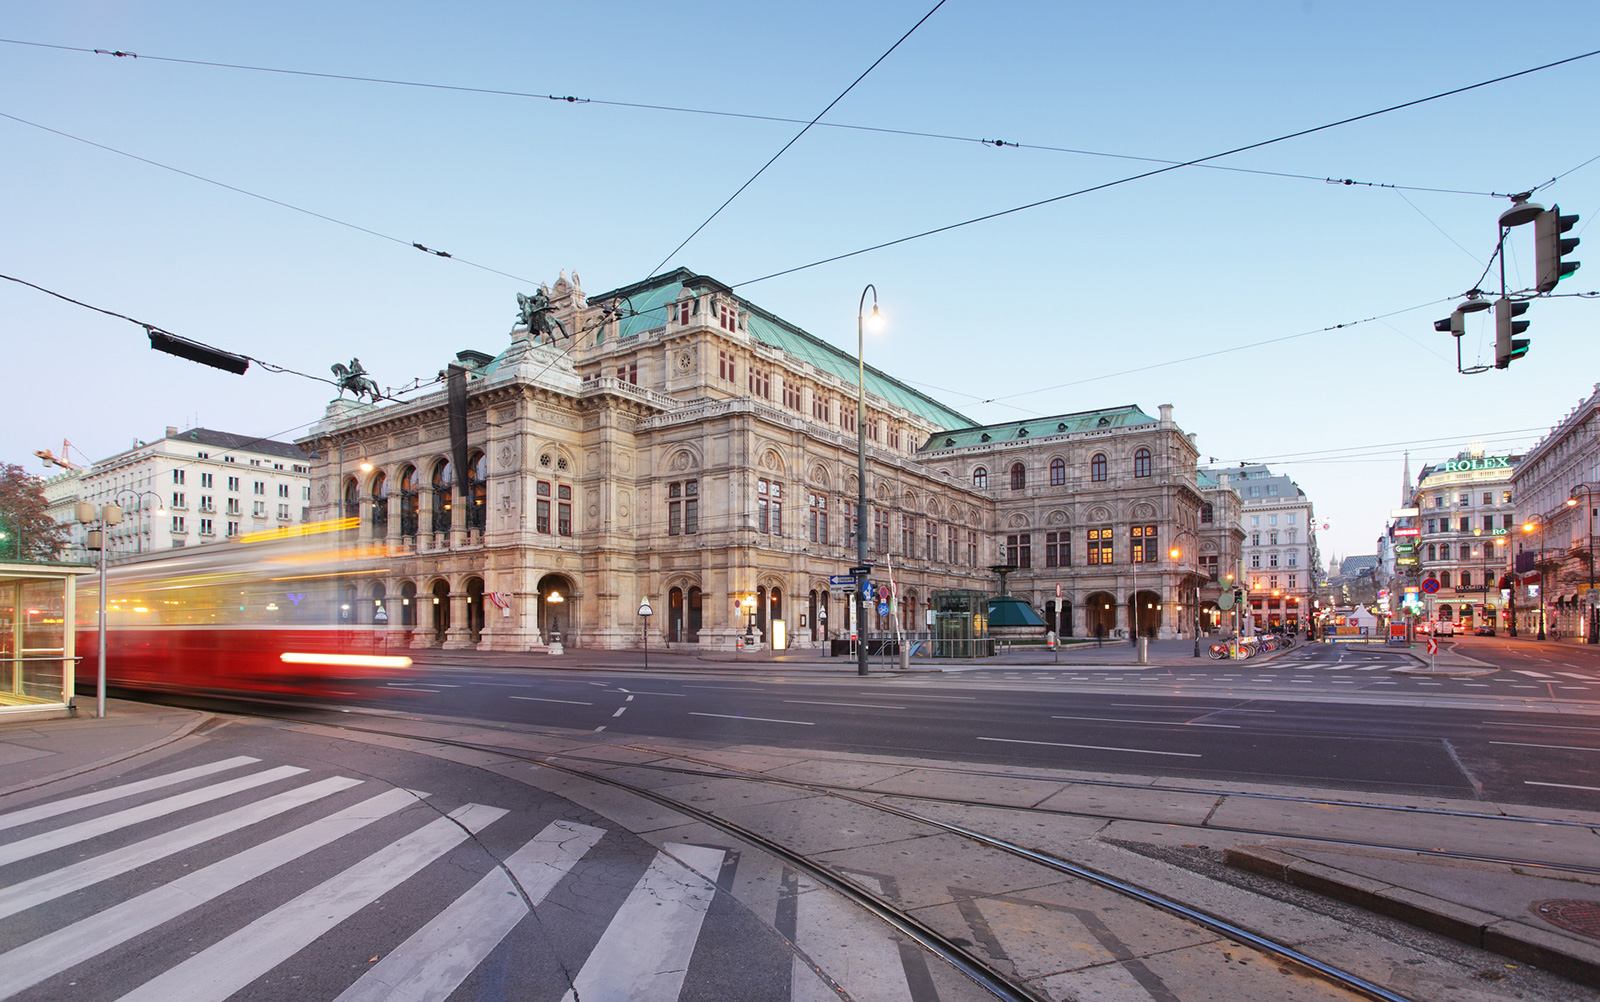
1510;384;1600;640
1411;450;1521;632
299;268;1228;651
1197;464;1317;631
55;428;311;559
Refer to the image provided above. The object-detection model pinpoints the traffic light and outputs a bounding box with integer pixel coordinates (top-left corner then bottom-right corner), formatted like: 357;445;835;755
1433;312;1463;337
1494;297;1530;369
1535;204;1580;292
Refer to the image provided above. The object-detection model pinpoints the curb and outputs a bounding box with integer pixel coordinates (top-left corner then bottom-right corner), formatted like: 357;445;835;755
1225;846;1600;989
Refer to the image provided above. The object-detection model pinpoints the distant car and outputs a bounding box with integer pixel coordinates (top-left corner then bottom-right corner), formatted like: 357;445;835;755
1475;626;1495;636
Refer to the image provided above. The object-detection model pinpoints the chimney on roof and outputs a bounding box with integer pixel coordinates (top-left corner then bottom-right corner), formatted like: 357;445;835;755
1159;404;1173;426
166;426;179;438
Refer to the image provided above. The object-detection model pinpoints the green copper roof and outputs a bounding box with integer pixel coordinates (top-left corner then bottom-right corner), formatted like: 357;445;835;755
988;596;1046;628
593;270;974;430
920;405;1157;451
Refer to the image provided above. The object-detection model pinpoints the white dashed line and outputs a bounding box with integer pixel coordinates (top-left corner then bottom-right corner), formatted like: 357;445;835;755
976;736;1200;758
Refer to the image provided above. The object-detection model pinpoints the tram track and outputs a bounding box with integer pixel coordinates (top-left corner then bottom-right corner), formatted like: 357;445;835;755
243;703;1441;1002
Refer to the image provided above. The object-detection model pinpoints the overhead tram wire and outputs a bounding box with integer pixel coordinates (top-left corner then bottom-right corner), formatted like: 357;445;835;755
644;0;947;277
0;110;538;286
730;46;1600;289
0;37;1506;201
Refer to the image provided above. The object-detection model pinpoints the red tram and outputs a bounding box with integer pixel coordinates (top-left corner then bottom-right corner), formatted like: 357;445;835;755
75;518;413;700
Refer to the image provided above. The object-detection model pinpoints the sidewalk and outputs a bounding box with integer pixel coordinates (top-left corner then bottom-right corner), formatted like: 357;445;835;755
1227;843;1600;989
0;699;211;799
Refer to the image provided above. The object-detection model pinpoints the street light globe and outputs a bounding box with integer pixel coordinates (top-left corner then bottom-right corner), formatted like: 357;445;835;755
360;461;374;472
865;304;885;332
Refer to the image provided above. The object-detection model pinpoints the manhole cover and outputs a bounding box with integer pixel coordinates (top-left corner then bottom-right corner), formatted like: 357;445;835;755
1534;899;1600;940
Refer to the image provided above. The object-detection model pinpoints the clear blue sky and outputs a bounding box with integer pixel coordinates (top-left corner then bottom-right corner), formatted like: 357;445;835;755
4;1;1597;563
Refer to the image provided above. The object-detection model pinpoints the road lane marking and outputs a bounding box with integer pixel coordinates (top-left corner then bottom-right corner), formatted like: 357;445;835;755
877;694;976;700
333;820;604;1002
0;765;307;868
683;685;764;691
1557;672;1595;680
689;711;814;726
116;804;507;1002
0;787;419;1000
509;696;594;705
0;756;260;833
1480;721;1600;731
976;736;1200;758
784;700;906;710
382;686;441;693
612;707;628;717
558;844;726;1002
1492;741;1600;752
1051;715;1238;729
1516;670;1554;678
1526;781;1600;792
0;776;361;921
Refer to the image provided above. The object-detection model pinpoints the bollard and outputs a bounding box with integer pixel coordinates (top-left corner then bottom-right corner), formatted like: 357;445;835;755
1137;637;1148;664
899;646;910;672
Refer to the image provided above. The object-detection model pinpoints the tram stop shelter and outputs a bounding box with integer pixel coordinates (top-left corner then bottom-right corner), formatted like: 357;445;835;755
0;561;94;720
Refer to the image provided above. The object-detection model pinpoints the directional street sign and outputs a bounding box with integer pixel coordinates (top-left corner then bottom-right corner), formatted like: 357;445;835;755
861;581;874;602
877;601;889;616
829;574;856;586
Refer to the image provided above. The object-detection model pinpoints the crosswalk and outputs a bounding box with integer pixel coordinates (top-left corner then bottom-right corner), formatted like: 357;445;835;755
0;755;950;1002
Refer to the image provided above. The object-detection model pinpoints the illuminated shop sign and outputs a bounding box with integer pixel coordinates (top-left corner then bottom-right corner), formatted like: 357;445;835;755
1438;456;1512;473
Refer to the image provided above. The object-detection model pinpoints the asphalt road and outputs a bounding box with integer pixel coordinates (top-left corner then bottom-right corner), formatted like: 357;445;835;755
314;642;1600;811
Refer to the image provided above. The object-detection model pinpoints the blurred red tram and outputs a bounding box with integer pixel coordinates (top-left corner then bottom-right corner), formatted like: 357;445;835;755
75;518;414;700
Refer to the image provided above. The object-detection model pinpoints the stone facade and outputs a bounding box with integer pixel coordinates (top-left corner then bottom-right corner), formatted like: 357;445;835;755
1510;383;1600;639
301;269;1228;650
1198;464;1318;631
51;428;309;562
1412;451;1521;632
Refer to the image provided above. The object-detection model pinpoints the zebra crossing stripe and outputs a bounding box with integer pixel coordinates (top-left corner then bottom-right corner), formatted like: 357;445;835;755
0;756;260;833
333;820;605;1002
1355;665;1386;671
559;843;727;1002
0;764;306;868
114;803;507;1002
0;775;362;921
1555;672;1595;681
1516;670;1554;678
0;787;421;1001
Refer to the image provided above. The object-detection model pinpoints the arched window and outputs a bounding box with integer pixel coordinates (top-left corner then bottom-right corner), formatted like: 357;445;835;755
1439;543;1451;560
465;451;487;531
1090;454;1107;482
342;477;360;521
370;471;388;537
399;466;420;537
972;467;988;489
1200;502;1214;523
432;459;453;533
1427;543;1436;560
1049;458;1065;486
1133;448;1151;478
1010;462;1026;490
1440;570;1452;588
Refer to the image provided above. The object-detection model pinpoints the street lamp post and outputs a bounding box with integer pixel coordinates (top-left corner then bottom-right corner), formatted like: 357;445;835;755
111;489;167;555
1523;517;1547;641
1169;528;1202;657
855;285;883;678
1569;485;1597;643
314;436;373;526
638;598;653;670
